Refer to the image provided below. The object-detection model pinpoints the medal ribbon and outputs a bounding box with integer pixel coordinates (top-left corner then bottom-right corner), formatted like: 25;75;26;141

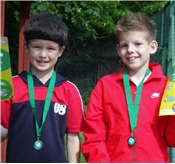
27;68;56;138
123;68;150;131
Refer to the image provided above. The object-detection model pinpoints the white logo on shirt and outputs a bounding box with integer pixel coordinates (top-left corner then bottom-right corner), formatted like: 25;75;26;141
54;103;67;115
151;93;160;98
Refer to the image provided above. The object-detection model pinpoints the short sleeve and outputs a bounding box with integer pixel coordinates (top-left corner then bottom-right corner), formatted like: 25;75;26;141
66;82;85;133
1;99;11;128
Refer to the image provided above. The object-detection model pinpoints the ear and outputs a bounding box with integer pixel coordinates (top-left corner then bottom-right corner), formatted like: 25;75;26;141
57;46;65;57
116;44;121;57
24;41;29;54
150;40;158;55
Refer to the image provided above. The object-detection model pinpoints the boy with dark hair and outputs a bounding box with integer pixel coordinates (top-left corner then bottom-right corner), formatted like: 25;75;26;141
1;12;84;163
82;12;175;162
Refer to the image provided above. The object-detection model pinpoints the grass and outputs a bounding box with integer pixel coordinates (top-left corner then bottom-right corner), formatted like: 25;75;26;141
80;132;86;163
80;104;87;162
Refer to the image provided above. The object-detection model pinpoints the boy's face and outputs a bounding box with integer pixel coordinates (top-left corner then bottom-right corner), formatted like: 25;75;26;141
116;31;157;72
26;39;64;75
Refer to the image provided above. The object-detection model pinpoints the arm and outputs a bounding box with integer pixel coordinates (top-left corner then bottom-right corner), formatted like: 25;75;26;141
81;80;110;162
164;104;175;147
1;99;11;139
1;124;8;142
66;133;81;163
65;82;85;162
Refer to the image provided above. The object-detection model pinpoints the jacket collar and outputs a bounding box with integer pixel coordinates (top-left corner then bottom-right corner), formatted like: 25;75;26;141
19;71;67;87
115;62;164;82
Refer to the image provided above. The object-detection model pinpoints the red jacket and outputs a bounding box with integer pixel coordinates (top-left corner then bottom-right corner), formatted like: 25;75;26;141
82;63;175;162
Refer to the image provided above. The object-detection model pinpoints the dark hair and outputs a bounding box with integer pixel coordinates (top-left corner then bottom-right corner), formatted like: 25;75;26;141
24;12;68;47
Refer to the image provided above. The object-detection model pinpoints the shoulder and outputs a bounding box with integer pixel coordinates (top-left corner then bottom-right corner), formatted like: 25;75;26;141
97;70;123;86
149;63;168;80
12;71;26;84
61;80;80;93
12;75;20;81
57;80;83;102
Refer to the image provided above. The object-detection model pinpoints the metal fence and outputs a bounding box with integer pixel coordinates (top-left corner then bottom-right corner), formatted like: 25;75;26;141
151;1;175;75
151;1;175;162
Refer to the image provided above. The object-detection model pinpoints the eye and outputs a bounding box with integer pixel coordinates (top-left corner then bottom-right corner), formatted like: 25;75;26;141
33;45;41;50
135;43;142;46
121;44;127;48
48;47;56;51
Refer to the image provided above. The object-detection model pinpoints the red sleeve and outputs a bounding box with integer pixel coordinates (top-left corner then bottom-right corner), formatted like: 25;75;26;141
66;82;85;133
81;80;110;162
1;99;11;128
164;116;175;147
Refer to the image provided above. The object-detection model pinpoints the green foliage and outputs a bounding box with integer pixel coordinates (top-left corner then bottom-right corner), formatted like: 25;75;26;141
31;1;169;41
30;1;169;73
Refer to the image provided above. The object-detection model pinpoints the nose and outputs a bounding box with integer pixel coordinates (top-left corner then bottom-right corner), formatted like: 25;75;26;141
40;49;47;58
127;44;134;54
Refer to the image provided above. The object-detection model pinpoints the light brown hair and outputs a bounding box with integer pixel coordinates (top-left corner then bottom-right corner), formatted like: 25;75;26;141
115;12;157;43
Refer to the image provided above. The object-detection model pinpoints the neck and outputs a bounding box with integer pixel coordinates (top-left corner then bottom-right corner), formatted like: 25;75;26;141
128;67;149;81
129;67;151;86
129;73;145;82
30;68;54;84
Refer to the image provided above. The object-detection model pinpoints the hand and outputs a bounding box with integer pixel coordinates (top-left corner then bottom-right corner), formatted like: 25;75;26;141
1;125;8;142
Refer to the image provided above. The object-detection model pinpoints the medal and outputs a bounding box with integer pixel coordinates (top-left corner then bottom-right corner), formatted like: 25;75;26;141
123;68;151;146
28;68;56;150
127;137;136;146
34;139;43;150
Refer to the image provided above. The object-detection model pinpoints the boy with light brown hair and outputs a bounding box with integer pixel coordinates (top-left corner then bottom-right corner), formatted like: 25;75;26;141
82;12;175;162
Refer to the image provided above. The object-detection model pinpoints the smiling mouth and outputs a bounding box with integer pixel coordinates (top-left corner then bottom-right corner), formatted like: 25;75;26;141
127;57;139;61
37;60;49;63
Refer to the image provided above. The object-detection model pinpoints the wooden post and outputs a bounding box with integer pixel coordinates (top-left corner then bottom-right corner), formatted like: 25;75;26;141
0;1;5;36
18;1;31;73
